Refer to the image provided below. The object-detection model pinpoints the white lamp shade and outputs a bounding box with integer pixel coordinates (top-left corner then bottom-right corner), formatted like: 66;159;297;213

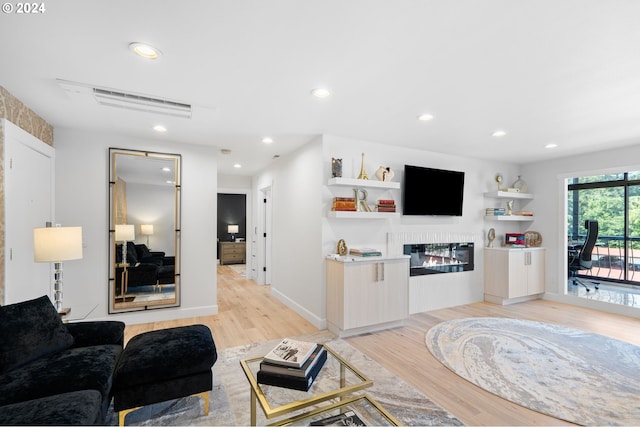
33;226;83;262
115;224;135;241
140;224;154;235
227;224;239;234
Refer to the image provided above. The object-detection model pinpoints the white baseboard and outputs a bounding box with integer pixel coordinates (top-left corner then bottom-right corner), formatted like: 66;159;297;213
270;287;327;330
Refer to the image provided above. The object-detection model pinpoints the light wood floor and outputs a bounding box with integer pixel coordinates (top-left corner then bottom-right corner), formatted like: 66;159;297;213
125;265;640;426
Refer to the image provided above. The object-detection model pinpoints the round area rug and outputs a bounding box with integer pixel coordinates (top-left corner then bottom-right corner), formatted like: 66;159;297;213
426;317;640;426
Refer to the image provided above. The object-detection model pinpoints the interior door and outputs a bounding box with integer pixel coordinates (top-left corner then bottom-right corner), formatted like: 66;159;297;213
4;119;55;304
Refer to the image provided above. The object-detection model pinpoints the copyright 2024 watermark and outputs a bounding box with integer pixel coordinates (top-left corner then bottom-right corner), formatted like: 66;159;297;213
2;2;46;13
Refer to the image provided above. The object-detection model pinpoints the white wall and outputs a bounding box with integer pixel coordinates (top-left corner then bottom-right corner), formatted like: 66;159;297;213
54;128;219;324
522;143;640;319
253;137;325;327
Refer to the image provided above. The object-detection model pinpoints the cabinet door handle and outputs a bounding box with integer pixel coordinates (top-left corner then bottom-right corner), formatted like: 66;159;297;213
373;263;385;282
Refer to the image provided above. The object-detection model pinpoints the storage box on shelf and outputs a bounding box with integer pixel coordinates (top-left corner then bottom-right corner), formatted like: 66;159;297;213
327;178;400;219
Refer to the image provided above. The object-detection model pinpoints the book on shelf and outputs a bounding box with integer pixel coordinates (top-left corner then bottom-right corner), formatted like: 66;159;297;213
256;349;327;391
310;410;366;426
349;248;382;256
514;210;533;216
377;199;395;205
376;206;396;212
263;338;318;368
485;208;506;216
260;345;326;378
332;197;356;211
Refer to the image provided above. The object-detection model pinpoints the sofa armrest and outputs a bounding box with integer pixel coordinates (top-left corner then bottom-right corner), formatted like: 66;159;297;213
65;321;125;348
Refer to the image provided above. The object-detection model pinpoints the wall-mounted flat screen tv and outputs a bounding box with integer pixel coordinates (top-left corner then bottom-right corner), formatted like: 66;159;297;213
402;165;465;216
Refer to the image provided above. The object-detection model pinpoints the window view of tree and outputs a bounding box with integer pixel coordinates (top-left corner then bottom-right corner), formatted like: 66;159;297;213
568;172;640;284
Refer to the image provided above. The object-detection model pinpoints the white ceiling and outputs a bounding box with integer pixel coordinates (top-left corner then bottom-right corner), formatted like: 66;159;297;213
2;0;640;176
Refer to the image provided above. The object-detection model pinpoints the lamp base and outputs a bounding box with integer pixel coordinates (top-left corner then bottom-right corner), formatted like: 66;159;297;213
57;307;71;316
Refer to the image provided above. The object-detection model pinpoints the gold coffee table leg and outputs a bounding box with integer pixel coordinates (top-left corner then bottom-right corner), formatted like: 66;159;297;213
251;388;257;426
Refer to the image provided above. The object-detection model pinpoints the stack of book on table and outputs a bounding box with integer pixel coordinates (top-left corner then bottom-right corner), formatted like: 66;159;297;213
257;338;327;391
349;248;382;257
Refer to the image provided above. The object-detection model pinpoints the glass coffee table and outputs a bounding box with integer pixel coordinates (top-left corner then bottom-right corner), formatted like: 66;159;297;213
240;345;397;426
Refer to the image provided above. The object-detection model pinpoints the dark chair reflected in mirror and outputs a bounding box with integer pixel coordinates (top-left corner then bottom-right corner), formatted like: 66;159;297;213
569;219;600;292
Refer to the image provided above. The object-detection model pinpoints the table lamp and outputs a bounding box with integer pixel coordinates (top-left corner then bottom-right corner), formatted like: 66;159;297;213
33;225;83;314
227;224;239;242
115;224;135;264
140;224;154;248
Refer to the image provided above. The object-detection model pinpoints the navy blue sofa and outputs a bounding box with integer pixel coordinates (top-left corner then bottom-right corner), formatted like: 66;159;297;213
0;296;125;425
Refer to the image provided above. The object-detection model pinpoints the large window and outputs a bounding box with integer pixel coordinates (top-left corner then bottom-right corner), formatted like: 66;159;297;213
568;172;640;284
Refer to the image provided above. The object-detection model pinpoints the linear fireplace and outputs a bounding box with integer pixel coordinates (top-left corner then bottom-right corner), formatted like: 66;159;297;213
403;242;474;276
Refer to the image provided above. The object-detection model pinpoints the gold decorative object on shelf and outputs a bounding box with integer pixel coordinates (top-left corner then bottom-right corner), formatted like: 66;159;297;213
487;228;496;247
357;153;369;180
337;239;348;256
525;231;543;247
495;173;504;191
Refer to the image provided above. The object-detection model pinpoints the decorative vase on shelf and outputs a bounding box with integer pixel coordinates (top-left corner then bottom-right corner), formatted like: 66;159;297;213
512;175;527;193
375;166;394;182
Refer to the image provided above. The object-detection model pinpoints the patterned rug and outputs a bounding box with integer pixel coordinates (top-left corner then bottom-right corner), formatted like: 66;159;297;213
107;331;462;425
426;317;640;425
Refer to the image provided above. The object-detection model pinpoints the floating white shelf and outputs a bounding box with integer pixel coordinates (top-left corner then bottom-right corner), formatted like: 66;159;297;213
484;191;534;200
485;215;535;221
328;177;400;190
328;211;399;219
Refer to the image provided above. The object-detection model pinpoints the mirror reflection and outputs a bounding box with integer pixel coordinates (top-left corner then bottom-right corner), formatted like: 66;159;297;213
109;148;181;313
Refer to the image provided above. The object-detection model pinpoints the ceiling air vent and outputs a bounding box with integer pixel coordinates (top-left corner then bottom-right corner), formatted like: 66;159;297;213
92;88;192;119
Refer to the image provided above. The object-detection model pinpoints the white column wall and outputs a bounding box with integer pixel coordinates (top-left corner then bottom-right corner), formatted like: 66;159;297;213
54;128;218;324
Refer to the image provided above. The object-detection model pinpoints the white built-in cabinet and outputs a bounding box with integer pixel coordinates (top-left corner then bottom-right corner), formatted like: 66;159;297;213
484;247;546;305
326;256;408;337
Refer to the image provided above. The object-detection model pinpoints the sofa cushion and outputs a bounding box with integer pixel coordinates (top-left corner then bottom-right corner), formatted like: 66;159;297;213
0;390;102;426
0;344;122;409
0;295;74;375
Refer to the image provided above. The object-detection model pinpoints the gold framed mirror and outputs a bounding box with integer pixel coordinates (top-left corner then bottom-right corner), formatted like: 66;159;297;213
108;148;181;313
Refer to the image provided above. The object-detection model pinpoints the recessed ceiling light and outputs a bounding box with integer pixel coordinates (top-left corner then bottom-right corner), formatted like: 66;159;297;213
545;143;558;149
165;180;175;184
162;167;171;172
233;163;242;168
492;130;507;137
129;42;161;60
417;113;434;122
262;137;274;144
153;125;167;132
311;88;331;98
